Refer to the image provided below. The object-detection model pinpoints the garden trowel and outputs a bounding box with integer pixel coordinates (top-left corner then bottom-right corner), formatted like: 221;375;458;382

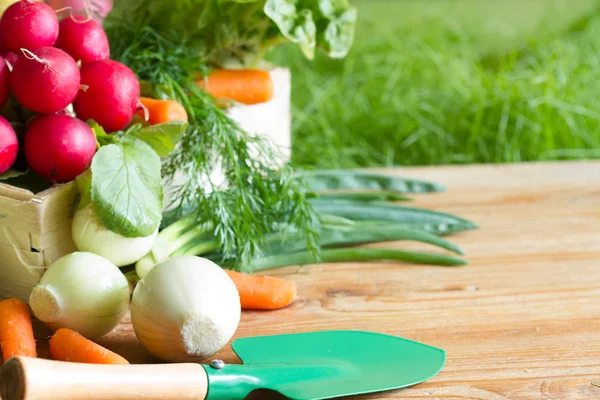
0;330;445;400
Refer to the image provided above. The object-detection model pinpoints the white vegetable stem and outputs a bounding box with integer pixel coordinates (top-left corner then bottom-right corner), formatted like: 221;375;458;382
72;204;158;267
29;252;130;338
131;256;241;362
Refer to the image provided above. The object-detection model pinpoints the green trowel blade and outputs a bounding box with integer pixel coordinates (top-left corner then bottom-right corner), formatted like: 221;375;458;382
204;330;445;400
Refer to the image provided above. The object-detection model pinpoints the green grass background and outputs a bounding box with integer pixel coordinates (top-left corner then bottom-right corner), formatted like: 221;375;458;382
268;0;600;168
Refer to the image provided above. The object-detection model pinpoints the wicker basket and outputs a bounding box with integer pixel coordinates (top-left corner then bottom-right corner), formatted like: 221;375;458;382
0;67;291;303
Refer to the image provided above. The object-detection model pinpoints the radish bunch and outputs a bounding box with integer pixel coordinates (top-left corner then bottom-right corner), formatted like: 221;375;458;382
0;0;141;182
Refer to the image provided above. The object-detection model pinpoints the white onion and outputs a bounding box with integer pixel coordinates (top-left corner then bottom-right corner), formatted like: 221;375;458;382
131;256;241;362
72;204;158;267
29;252;130;338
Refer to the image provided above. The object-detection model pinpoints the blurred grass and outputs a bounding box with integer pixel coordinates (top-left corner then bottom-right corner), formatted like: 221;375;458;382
268;0;600;168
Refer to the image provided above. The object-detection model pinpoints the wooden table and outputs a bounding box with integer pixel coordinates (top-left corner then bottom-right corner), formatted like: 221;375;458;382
34;161;600;399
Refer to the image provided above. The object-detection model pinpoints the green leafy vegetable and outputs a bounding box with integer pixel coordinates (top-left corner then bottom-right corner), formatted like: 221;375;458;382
128;122;188;157
75;170;92;209
107;26;320;267
264;0;357;59
91;136;163;238
109;0;357;67
88;121;113;147
318;0;357;58
264;0;317;59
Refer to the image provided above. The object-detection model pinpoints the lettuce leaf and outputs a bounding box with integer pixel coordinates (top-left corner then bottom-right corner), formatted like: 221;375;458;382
108;0;357;65
264;0;356;59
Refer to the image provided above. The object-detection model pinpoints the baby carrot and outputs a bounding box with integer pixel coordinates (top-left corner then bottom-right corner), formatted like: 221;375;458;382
49;328;129;365
225;270;297;310
0;298;37;362
136;97;188;125
197;69;275;105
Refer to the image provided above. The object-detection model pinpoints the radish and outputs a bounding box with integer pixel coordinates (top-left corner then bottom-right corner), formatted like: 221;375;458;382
0;0;59;53
3;52;18;68
11;47;80;114
0;115;18;175
74;60;140;132
46;0;113;25
24;114;96;183
0;56;10;109
55;16;110;63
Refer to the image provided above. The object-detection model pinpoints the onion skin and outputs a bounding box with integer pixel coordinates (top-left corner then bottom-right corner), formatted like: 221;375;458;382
29;252;130;339
131;256;241;362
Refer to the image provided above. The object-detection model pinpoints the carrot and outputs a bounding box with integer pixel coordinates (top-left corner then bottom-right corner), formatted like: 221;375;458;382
197;69;275;105
49;328;129;365
136;97;188;125
225;270;297;310
0;298;37;362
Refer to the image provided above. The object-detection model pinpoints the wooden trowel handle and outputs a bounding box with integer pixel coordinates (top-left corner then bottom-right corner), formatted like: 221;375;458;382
0;356;209;400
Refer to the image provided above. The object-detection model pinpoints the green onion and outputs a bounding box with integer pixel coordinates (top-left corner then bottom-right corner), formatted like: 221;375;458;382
251;248;467;271
303;170;445;193
309;198;477;235
266;223;464;255
315;192;411;202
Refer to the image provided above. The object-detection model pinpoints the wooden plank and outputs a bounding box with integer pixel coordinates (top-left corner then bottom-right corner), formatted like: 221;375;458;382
26;161;600;399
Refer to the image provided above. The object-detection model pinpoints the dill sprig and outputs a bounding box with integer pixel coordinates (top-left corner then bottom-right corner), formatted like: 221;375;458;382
106;24;320;269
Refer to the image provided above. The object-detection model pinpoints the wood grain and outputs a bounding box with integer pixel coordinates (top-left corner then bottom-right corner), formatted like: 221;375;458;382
0;357;209;400
28;161;600;399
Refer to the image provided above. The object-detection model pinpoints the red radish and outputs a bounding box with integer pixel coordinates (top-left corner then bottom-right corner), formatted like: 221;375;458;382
24;114;96;183
11;47;80;114
55;16;110;63
0;56;10;109
47;0;113;25
0;116;18;175
74;60;140;132
0;0;59;53
3;52;18;68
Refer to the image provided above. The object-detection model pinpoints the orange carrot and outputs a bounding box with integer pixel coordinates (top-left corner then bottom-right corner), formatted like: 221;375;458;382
136;97;188;125
49;328;129;365
225;270;297;310
0;298;37;362
197;69;275;105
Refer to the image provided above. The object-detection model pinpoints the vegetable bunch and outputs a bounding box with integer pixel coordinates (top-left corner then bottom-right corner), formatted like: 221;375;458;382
139;170;476;276
0;0;191;250
111;0;357;67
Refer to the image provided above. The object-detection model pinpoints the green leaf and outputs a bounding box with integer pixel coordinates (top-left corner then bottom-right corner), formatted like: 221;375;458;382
91;136;163;238
0;169;27;181
75;169;92;209
88;120;115;147
129;121;188;157
264;0;356;60
318;0;357;58
264;0;318;59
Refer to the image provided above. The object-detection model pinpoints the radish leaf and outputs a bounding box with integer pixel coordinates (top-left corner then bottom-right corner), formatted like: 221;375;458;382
129;121;188;157
91;136;163;238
